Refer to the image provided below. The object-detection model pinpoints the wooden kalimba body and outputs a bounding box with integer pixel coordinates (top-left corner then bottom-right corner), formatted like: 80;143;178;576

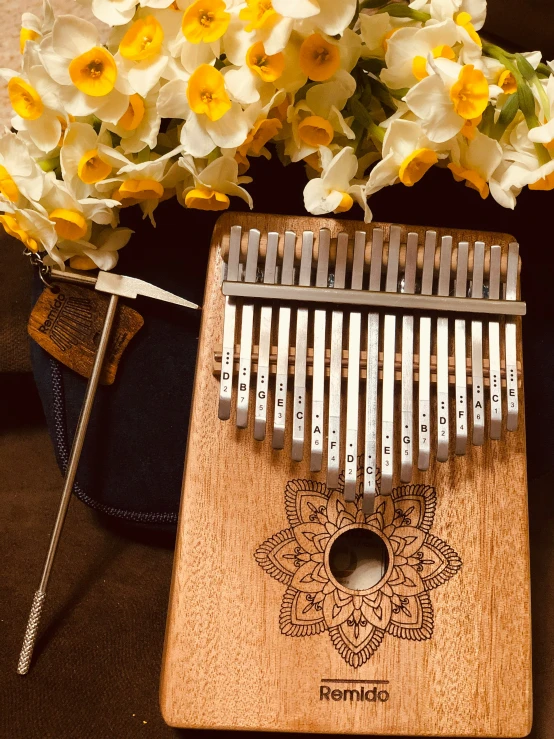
160;213;531;737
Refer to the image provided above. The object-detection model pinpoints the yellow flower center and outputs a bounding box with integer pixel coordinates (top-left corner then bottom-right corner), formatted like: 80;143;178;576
50;209;88;241
187;64;231;122
0;213;39;251
8;77;43;120
113;178;164;205
333;192;353;214
399;148;438;186
529;172;554;191
0;165;20;202
119;16;164;61
460;114;482;140
246;42;284;82
449;64;489;120
498;69;517;95
70;255;97;270
182;0;230;44
77;149;112;185
299;34;340;82
448;162;489;198
239;0;276;32
185;186;230;210
412;44;455;81
298;115;334;147
455;11;481;47
69;47;117;97
118;94;145;131
20;27;40;54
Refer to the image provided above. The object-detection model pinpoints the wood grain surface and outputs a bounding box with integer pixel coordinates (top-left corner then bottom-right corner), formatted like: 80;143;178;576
28;282;144;384
160;213;532;737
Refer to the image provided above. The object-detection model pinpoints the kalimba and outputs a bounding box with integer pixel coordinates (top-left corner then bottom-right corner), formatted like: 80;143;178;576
161;213;532;737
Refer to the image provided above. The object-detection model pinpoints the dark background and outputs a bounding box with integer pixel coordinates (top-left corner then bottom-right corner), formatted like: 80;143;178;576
2;3;554;738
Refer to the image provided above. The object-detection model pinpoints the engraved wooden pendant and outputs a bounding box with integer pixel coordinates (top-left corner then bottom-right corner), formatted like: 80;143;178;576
161;213;532;738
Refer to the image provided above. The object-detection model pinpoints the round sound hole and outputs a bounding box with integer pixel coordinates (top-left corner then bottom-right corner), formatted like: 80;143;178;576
328;528;389;592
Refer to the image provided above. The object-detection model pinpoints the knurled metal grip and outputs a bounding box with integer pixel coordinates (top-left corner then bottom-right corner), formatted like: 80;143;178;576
17;589;46;675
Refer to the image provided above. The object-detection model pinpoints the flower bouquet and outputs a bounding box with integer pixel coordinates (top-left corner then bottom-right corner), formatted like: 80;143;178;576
0;0;552;271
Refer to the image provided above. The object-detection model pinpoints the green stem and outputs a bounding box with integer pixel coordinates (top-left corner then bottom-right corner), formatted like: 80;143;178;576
376;4;430;21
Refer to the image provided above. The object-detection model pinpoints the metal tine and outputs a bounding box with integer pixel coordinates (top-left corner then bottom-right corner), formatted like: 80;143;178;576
311;230;330;471
505;243;519;432
236;229;261;428
418;231;436;470
344;231;366;501
488;245;502;439
254;232;278;441
273;231;295;449
436;235;452;463
381;225;401;494
327;232;348;488
454;241;469;455
291;231;314;461
471;242;485;445
400;232;417;482
363;228;383;512
218;225;242;420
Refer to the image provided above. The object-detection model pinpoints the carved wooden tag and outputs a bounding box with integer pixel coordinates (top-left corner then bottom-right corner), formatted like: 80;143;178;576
28;282;144;385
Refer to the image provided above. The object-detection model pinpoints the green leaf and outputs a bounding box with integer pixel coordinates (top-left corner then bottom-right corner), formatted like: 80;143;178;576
389;87;409;100
358;57;386;75
492;93;519;140
515;53;536;82
478;103;495;136
359;0;390;8
517;81;539;128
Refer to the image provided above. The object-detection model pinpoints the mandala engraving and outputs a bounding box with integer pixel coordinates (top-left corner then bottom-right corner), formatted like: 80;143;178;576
255;467;462;668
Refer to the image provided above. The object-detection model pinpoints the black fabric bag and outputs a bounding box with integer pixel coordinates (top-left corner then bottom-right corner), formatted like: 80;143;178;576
31;160;554;523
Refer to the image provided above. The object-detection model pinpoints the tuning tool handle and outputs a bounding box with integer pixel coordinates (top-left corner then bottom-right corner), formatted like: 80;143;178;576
17;589;46;675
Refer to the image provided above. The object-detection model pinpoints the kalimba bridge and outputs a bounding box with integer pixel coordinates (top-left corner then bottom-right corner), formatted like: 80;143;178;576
213;222;525;511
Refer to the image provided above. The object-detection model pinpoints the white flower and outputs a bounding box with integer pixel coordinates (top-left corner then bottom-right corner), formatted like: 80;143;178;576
90;0;138;26
103;86;162;154
20;0;55;52
0;43;66;152
224;41;286;105
380;20;468;91
359;12;417;59
304;146;370;219
365;118;445;196
528;73;554;147
405;57;490;142
447;129;502;198
48;225;134;270
500;119;554;192
40;16;131;122
60;122;114;200
272;0;356;36
409;0;486;31
0;131;52;205
180;154;252;210
0;200;57;257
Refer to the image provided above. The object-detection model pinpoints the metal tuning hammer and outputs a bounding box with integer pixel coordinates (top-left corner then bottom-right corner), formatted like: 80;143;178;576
18;268;199;675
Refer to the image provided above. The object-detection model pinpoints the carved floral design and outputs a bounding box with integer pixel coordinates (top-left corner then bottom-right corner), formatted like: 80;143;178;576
255;468;462;667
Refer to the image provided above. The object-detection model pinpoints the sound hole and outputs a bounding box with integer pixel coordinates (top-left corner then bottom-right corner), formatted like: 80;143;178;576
328;528;388;591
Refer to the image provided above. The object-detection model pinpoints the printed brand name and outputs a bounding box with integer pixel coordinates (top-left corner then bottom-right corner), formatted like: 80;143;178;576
319;683;390;703
38;294;66;333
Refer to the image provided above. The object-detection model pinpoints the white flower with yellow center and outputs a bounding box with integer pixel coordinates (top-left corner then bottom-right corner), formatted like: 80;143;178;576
271;0;356;36
40;16;131;123
380;20;462;91
304;146;370;219
180;154;253;210
224;41;285;104
103;87;162;154
1;44;66;152
365;119;445;197
0;200;57;257
527;73;554;150
405;57;490;142
20;1;54;53
47;225;134;271
499;119;554;192
447;128;502;198
94;145;182;222
232;0;293;56
158;65;249;157
60;122;114;200
359;12;416;60
409;0;486;32
0;131;52;206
